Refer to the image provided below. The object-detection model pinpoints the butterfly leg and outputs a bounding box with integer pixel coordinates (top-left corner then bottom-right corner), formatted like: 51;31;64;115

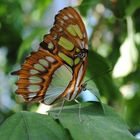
74;99;82;122
57;99;65;117
52;99;65;119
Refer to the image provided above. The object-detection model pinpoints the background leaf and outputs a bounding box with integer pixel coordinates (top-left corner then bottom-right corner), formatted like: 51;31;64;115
79;0;100;16
87;50;121;101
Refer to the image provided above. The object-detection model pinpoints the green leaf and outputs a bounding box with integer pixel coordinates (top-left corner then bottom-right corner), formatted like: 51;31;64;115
0;111;70;140
51;102;135;140
87;50;111;76
125;94;140;128
113;16;138;78
87;50;121;101
0;102;135;140
125;0;140;15
79;0;100;16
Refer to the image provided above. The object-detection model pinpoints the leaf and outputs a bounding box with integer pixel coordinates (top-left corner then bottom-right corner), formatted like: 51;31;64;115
0;111;70;140
113;16;138;78
87;50;121;101
0;102;135;140
125;94;140;128
79;0;100;16
50;102;135;140
87;50;111;76
125;0;140;15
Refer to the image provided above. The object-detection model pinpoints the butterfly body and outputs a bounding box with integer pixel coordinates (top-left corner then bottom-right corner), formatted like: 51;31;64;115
12;7;88;105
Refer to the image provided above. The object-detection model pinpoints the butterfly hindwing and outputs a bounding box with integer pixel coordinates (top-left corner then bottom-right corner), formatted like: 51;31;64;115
12;48;63;103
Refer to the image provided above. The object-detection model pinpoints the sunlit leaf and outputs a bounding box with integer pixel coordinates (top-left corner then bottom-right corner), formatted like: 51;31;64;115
125;0;140;15
113;16;138;78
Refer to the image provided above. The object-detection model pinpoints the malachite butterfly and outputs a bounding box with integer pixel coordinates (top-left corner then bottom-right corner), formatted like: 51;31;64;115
12;7;88;105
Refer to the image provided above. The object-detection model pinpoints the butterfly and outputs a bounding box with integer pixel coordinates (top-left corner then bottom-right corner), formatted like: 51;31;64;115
11;7;88;105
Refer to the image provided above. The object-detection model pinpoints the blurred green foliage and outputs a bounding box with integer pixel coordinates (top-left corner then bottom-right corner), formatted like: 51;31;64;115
0;0;140;137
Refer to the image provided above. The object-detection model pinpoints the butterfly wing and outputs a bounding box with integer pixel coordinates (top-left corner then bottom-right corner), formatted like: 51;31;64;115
12;48;64;103
12;7;88;104
40;7;88;68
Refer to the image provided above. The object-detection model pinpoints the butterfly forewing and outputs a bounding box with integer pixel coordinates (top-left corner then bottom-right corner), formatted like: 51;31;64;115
40;7;88;68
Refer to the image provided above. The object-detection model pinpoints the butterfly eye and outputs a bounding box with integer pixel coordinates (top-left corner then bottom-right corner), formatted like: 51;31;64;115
81;83;87;91
77;52;85;59
76;49;88;59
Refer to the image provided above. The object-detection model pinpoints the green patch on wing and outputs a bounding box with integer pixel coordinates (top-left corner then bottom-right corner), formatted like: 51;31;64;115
39;59;49;67
28;85;40;92
58;52;73;66
29;76;42;83
34;64;46;71
67;25;77;36
67;25;83;39
58;37;74;51
74;57;80;65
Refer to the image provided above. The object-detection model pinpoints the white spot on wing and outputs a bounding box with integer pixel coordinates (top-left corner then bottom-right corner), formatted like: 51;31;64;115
70;86;79;100
68;14;73;18
76;65;83;87
59;28;62;32
28;93;37;98
60;20;64;25
46;56;55;63
63;16;68;20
